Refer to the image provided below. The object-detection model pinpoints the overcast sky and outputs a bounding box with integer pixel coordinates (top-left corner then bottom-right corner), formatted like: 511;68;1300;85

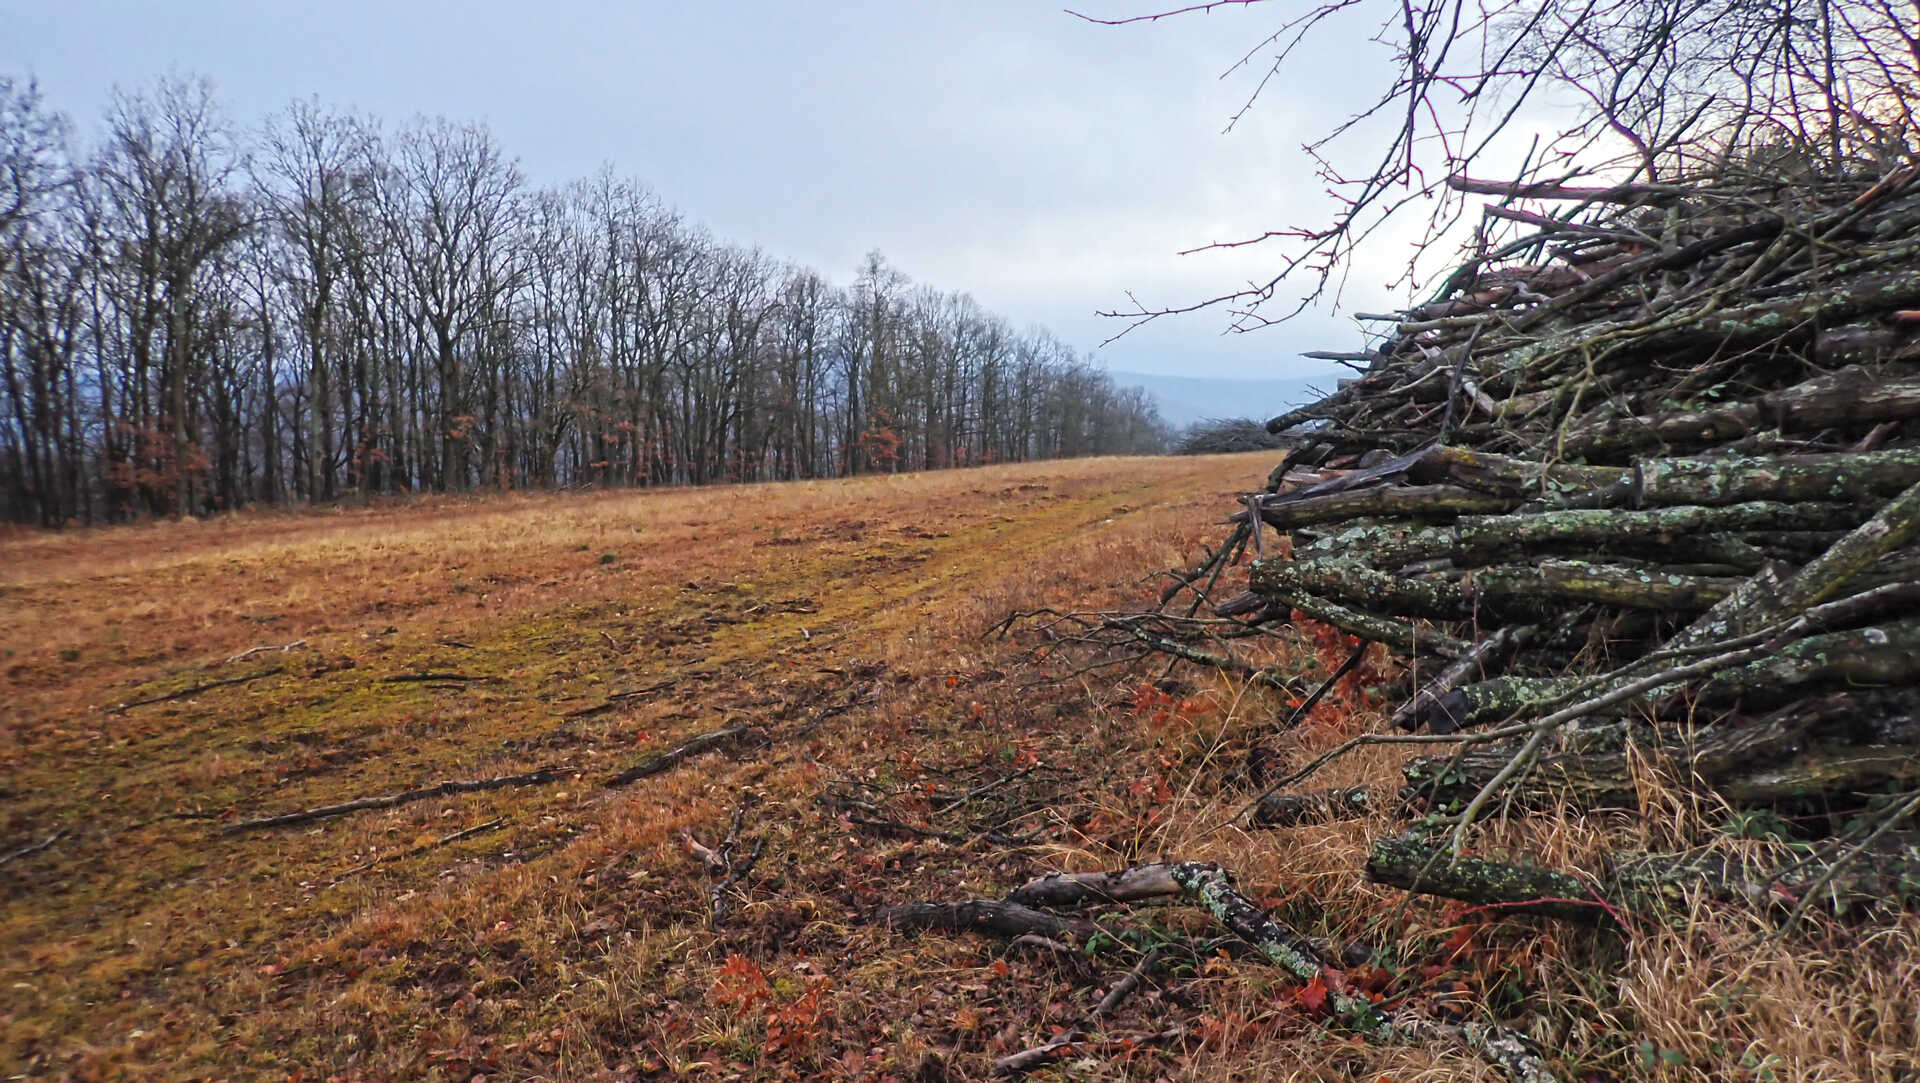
3;1;1424;384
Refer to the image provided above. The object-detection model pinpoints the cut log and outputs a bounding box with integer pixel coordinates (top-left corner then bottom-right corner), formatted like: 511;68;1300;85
1401;692;1910;810
1368;831;1920;921
1248;484;1516;530
1395;626;1529;732
1249;786;1376;827
1562;370;1920;460
878;900;1096;942
1633;447;1920;508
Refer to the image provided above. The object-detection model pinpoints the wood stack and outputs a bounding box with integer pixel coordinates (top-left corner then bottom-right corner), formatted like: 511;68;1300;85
1230;166;1920;867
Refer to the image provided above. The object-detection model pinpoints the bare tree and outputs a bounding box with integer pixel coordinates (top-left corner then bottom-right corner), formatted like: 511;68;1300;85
1074;0;1920;335
253;100;376;501
85;77;246;516
376;117;522;492
2;76;1171;524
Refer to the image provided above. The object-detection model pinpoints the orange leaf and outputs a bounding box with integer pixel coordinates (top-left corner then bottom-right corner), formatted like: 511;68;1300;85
1297;974;1329;1015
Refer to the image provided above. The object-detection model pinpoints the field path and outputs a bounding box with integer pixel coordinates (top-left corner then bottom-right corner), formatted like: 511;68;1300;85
2;453;1272;1078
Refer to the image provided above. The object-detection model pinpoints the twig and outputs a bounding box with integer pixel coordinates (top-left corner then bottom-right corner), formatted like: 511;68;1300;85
227;640;307;663
222;768;566;833
112;667;287;711
992;946;1170;1075
0;828;67;867
332;817;505;882
604;723;748;787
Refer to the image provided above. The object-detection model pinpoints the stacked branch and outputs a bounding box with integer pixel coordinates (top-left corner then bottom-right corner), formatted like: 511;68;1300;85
1222;171;1920;848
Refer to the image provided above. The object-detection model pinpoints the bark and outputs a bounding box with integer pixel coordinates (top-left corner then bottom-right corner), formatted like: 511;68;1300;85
1453;501;1853;555
1369;832;1920;921
604;723;748;787
878;900;1096;942
1250;573;1470;656
1250;786;1375;827
1401;692;1910;810
1249;484;1516;530
222;766;565;833
1465;560;1740;612
1406;444;1628;498
1563;370;1920;460
1633;447;1920;508
1415;618;1920;731
1395;626;1529;732
1006;863;1185;908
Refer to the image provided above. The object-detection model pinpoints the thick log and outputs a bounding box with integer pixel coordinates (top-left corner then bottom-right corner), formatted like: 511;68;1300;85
1249;484;1516;529
1465;560;1741;612
1633;447;1920;508
1717;748;1920;803
1693;618;1920;706
1249;785;1375;827
1639;267;1920;354
1761;478;1920;618
1006;864;1183;908
1401;692;1911;810
1417;618;1920;731
1294;502;1844;574
1248;574;1470;656
1406;445;1629;498
1253;558;1465;620
1369;832;1920;921
878;900;1096;942
1258;555;1737;622
1452;501;1853;556
1562;370;1920;460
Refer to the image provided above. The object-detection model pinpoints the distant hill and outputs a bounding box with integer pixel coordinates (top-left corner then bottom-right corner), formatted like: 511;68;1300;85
1107;370;1337;430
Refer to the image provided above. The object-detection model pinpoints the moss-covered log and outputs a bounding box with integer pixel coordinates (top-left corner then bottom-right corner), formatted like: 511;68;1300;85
1633;447;1920;508
1693;618;1920;706
1254;558;1467;619
1562;370;1920;460
1401;692;1920;811
1247;566;1471;655
1452;501;1853;556
1166;862;1560;1082
1415;618;1920;732
1249;483;1516;530
1465;560;1740;612
1250;786;1376;827
1258;554;1737;626
1406;444;1630;497
1368;832;1920;922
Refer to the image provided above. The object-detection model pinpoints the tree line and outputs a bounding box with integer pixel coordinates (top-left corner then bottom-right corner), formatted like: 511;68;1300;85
0;75;1169;526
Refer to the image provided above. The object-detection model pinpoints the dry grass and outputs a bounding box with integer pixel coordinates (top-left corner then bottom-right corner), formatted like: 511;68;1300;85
4;452;1914;1081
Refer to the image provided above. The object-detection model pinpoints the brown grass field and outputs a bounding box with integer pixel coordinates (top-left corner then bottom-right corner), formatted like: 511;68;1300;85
4;452;1915;1081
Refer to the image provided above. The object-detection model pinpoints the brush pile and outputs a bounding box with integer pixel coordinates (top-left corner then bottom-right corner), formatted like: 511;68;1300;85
1215;165;1920;914
1174;418;1294;455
